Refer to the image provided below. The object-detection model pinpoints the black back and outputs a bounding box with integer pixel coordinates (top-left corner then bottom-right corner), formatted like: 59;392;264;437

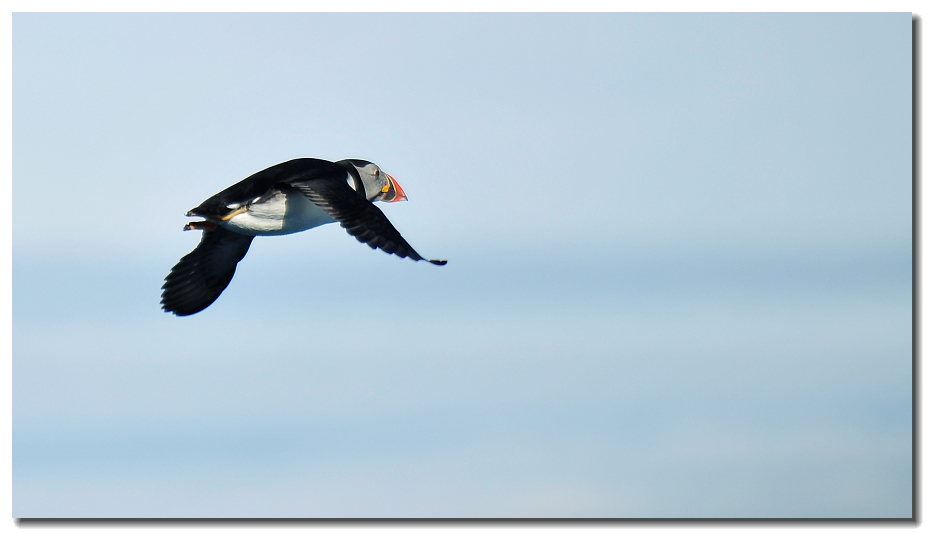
190;158;345;219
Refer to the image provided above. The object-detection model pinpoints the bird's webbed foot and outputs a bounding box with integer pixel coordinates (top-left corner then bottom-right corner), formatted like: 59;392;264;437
183;221;218;232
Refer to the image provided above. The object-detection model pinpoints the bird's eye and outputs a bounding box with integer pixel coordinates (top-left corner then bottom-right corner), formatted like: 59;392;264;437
374;169;380;177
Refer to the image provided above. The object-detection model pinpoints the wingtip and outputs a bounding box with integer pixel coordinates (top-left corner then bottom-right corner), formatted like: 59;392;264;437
429;259;448;266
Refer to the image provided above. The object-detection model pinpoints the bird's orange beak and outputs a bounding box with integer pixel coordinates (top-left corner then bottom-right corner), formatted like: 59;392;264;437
383;174;408;202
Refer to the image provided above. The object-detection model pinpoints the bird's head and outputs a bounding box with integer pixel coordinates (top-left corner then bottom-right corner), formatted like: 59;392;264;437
337;159;407;203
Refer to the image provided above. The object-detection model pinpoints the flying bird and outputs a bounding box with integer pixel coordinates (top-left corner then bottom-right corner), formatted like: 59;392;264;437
161;158;446;316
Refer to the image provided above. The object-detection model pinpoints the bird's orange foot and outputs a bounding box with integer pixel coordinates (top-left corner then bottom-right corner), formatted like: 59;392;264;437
183;221;217;231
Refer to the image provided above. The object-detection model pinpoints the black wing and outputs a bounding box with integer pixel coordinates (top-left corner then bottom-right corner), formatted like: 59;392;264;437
288;178;447;265
161;226;255;316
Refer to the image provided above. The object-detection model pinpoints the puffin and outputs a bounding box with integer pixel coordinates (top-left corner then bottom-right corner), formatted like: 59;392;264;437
161;158;446;316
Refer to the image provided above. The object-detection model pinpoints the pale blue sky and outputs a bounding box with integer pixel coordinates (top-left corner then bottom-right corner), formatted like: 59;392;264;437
13;13;911;517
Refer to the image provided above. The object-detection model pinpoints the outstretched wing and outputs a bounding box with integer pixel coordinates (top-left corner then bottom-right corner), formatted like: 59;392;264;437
289;178;447;265
161;226;255;316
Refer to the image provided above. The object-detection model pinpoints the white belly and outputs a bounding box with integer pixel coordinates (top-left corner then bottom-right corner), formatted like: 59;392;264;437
221;189;335;236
